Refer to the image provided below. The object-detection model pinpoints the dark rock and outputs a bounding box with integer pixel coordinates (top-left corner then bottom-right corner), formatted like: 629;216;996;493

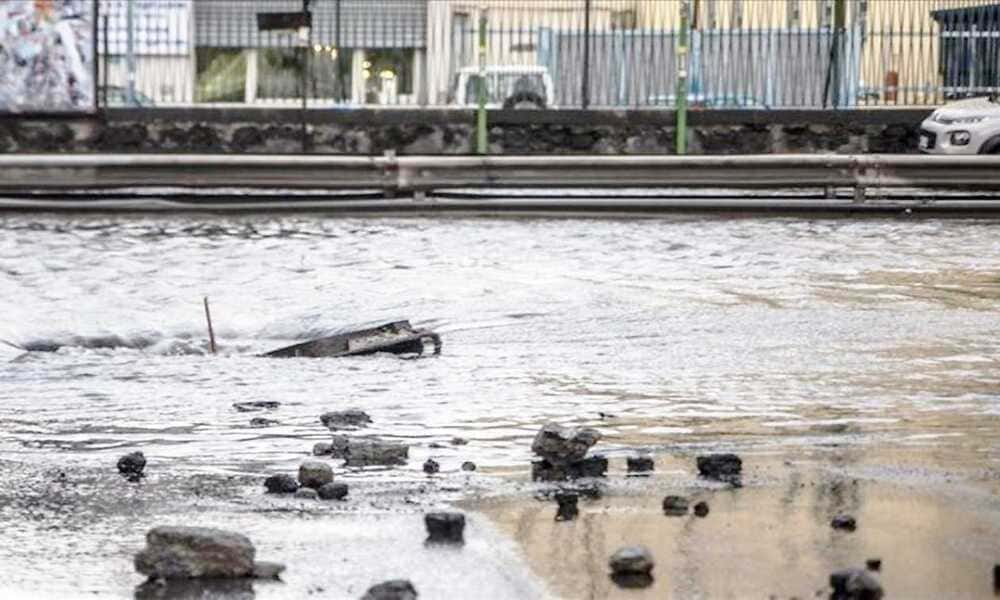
865;559;881;572
831;514;857;531
531;456;608;481
428;442;445;449
609;546;654;575
627;455;655;474
134;579;254;600
361;579;418;600
422;459;440;475
117;451;146;481
531;422;601;464
830;568;884;599
250;417;279;428
425;512;465;544
662;495;689;516
319;409;372;430
330;434;350;458
994;564;1000;590
134;526;256;579
610;573;654;589
450;437;468;446
294;487;318;500
233;401;280;412
696;453;742;483
318;482;349;500
461;461;476;472
344;439;409;466
313;442;333;456
693;501;710;517
555;493;579;521
252;560;286;580
264;473;299;494
298;461;334;489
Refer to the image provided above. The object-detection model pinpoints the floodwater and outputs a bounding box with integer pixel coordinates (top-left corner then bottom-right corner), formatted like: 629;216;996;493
0;214;998;599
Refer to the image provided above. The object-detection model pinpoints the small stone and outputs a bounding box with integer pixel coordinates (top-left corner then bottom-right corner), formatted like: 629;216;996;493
531;422;601;465
831;514;857;531
317;482;349;500
298;461;334;489
662;495;689;516
249;417;278;428
252;561;286;580
361;579;418;600
450;437;468;446
609;546;654;575
626;455;655;474
693;501;710;517
319;409;372;430
425;512;465;544
117;451;146;481
263;473;299;494
313;442;333;456
134;526;256;579
422;458;440;475
344;439;409;466
233;401;280;412
865;559;881;572
461;461;476;471
554;493;579;521
830;568;884;599
531;455;608;481
696;453;742;482
294;487;318;500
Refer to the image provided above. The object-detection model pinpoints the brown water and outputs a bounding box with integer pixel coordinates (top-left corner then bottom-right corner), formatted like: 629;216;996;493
0;215;998;598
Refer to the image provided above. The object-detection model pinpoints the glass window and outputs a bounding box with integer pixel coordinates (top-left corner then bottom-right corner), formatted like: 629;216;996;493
362;49;414;104
195;48;247;103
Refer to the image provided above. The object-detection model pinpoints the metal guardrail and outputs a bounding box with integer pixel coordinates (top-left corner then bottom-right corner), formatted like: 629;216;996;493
3;154;1000;194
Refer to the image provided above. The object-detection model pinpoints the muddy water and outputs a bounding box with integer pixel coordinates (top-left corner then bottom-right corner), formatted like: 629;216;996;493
0;215;998;598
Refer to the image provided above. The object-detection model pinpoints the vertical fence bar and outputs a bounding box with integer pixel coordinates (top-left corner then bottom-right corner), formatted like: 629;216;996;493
582;0;591;109
101;13;109;108
476;12;487;154
676;0;689;155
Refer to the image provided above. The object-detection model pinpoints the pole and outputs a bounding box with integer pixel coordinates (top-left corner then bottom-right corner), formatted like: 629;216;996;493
301;0;311;152
125;0;136;106
335;0;344;102
581;0;591;109
476;12;487;155
203;297;216;354
102;14;109;108
676;0;690;155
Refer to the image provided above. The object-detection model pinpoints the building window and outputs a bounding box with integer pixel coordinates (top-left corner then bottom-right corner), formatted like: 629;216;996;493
195;48;246;103
363;49;414;104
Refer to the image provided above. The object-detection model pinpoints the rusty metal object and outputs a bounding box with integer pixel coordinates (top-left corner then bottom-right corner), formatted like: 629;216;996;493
263;320;441;359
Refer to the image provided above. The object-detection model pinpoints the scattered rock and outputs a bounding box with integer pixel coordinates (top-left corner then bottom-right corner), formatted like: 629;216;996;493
298;461;334;489
461;461;476;472
609;546;654;575
831;514;857;531
264;473;299;494
662;495;689;516
344;439;409;466
531;422;601;465
693;501;710;517
864;558;881;572
318;482;349;500
294;487;318;500
330;434;350;458
134;579;254;599
830;567;884;599
319;409;372;430
233;401;280;412
450;437;468;446
423;458;440;475
313;442;333;456
626;455;655;474
249;417;279;428
117;451;146;482
425;512;465;544
554;493;579;521
252;561;286;580
361;579;418;600
531;455;608;481
696;453;742;483
134;526;256;579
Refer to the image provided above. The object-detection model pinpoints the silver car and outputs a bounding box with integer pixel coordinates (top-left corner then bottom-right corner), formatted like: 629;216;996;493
919;96;1000;154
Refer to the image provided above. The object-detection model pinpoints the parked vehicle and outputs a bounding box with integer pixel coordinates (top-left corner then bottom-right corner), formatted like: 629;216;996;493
452;66;554;109
919;96;1000;154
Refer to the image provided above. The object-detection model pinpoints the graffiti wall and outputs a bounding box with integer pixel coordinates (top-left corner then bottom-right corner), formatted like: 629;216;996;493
0;0;96;113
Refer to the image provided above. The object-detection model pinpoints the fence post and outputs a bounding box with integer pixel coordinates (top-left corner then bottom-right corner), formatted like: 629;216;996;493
582;0;591;109
125;0;136;106
102;14;109;108
676;0;690;155
476;12;488;155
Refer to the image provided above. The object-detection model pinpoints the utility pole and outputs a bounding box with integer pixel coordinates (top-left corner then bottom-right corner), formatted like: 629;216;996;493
676;0;690;155
125;0;136;106
582;0;591;109
476;12;487;154
300;0;311;152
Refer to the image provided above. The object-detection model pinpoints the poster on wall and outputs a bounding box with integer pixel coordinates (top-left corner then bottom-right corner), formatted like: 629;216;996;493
0;0;96;113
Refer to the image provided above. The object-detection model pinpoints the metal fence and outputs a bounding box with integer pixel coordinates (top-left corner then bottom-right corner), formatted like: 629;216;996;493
95;0;1000;109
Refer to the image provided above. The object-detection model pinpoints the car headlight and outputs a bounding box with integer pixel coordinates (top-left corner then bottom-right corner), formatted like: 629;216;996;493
950;116;986;124
951;131;972;145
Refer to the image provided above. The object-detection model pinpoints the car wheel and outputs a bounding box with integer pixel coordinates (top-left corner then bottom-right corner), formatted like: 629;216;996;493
978;136;1000;154
503;92;546;110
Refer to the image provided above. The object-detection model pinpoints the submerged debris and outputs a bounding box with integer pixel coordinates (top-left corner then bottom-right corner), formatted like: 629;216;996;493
249;417;279;428
362;579;419;600
450;437;468;446
134;526;284;581
117;451;146;482
264;320;441;359
830;567;884;599
425;512;465;544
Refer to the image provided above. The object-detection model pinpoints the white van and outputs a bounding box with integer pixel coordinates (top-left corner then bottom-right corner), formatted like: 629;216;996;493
452;65;555;109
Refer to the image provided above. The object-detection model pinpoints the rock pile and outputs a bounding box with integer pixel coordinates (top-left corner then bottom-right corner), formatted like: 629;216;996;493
530;422;606;481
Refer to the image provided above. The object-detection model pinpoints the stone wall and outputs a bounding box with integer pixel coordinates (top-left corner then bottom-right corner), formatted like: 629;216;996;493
0;108;927;155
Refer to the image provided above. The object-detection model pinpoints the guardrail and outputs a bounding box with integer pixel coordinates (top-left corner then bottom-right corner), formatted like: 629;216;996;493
3;154;1000;195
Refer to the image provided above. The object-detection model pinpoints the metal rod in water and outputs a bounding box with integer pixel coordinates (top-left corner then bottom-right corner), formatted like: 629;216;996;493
203;296;216;354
